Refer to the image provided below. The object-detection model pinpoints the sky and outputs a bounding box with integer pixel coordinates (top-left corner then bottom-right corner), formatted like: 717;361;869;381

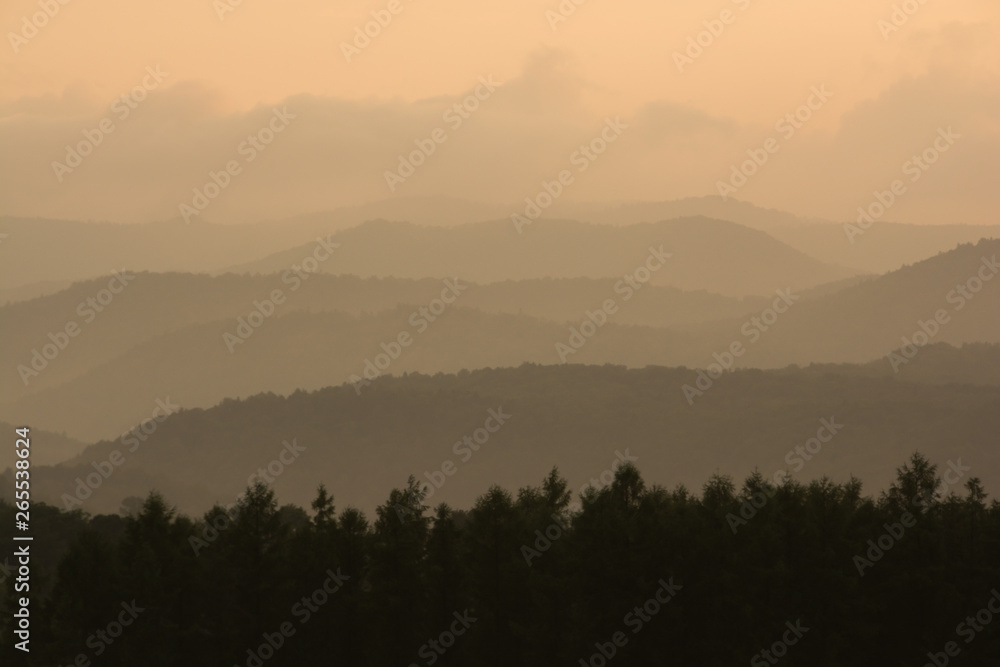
1;0;998;224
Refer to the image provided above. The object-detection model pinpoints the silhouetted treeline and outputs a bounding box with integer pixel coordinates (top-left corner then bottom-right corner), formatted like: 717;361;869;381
3;454;1000;666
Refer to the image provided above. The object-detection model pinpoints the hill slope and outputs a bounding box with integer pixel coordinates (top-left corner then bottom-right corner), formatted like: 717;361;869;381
226;217;856;297
0;272;769;400
0;198;831;293
773;222;1000;273
2;240;998;441
8;363;997;516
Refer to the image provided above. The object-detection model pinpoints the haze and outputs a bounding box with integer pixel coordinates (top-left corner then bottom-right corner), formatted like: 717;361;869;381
3;3;1000;664
1;0;999;224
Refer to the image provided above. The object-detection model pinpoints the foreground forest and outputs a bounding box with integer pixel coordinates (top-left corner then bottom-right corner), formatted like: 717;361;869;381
3;455;999;666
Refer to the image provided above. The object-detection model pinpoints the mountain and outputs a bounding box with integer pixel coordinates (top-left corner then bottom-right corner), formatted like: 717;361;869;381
6;200;994;298
2;240;997;442
778;342;1000;386
0;421;89;469
0;279;78;306
0;216;325;291
561;195;832;231
772;222;1000;274
724;239;1000;368
0;307;707;441
226;217;856;297
0;197;828;294
0;198;505;292
0;272;772;400
7;362;997;517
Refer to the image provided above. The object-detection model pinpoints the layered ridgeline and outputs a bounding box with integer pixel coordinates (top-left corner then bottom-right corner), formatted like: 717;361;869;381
689;238;1000;368
0;273;775;399
0;196;509;294
225;217;854;297
6;360;998;517
0;196;835;296
5;199;995;300
771;221;1000;274
1;240;997;442
0;421;89;466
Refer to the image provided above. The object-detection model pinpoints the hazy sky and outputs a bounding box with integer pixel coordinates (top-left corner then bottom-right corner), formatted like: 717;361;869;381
2;0;998;224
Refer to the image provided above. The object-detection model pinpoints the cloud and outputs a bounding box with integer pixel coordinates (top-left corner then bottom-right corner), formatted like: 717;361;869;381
0;39;997;226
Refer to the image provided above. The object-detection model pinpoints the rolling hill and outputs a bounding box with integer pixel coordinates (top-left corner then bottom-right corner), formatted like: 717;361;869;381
2;239;997;442
7;362;997;517
0;197;830;294
226;216;856;297
0;272;772;400
772;222;1000;274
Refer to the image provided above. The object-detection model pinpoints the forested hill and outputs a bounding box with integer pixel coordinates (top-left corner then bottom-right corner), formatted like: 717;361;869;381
4;239;998;443
9;361;998;516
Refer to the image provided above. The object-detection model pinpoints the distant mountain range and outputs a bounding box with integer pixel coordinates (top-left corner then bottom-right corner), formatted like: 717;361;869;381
225;216;855;297
4;197;996;299
771;222;1000;274
2;238;997;442
7;360;997;517
0;272;796;400
0;421;88;467
695;238;1000;368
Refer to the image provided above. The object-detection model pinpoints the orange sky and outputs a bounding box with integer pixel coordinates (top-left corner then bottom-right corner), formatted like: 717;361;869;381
1;0;998;224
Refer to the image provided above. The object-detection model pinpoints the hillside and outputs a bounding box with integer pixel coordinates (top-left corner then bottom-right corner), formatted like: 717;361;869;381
727;239;1000;368
0;198;829;294
773;222;1000;273
7;362;998;516
563;195;832;231
0;272;769;400
225;217;856;297
0;308;708;441
2;240;998;441
0;421;89;468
